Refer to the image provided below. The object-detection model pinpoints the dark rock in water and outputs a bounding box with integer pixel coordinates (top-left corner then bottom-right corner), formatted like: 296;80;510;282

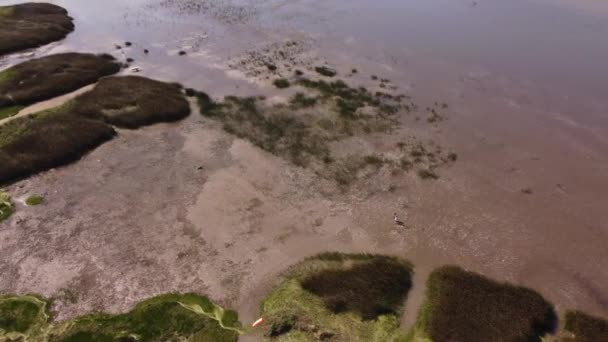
315;66;337;77
143;49;149;54
125;41;132;47
294;69;304;76
126;58;134;63
266;63;277;71
178;50;187;56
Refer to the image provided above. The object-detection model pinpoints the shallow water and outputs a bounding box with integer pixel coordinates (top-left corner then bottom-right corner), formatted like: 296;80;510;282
2;0;608;324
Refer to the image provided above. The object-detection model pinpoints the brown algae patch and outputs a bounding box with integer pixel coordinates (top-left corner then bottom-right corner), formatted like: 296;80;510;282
0;3;74;55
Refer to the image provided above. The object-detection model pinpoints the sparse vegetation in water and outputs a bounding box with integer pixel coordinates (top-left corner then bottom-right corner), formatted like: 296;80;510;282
409;265;557;342
25;195;44;206
563;310;608;341
0;3;74;55
273;78;290;89
289;92;317;108
315;66;337;77
0;53;120;109
0;191;13;221
260;253;413;341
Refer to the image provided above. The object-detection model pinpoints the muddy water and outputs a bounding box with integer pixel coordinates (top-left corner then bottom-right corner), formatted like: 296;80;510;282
2;0;608;332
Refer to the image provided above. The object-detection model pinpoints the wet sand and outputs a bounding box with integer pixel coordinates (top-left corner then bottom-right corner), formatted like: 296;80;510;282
1;0;607;337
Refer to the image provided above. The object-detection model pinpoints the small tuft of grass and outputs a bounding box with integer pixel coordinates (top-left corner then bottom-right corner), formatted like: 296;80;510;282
294;69;303;76
521;187;533;194
417;169;438;180
289;92;317;108
563;310;608;341
25;194;44;206
371;75;378;80
315;66;337;77
447;152;458;162
0;191;13;221
410;266;557;342
266;63;277;71
273;78;290;89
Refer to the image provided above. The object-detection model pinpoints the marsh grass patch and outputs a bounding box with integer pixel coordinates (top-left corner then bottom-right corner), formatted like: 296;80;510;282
261;253;413;341
71;76;190;129
0;104;116;184
0;3;74;55
0;53;120;109
0;190;13;221
412;266;557;342
300;257;413;320
51;293;240;342
25;195;44;206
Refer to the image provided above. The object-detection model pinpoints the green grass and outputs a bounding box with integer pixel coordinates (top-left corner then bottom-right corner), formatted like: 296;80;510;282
0;293;241;341
51;293;241;342
25;194;44;206
273;78;290;89
0;295;49;339
289;92;317;108
0;105;23;120
0;191;12;221
260;253;413;341
562;310;608;341
409;266;556;342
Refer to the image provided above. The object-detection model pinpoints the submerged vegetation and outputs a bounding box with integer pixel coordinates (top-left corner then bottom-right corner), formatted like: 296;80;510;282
0;293;241;341
0;3;74;55
410;266;557;342
260;253;413;341
195;75;453;188
0;53;121;109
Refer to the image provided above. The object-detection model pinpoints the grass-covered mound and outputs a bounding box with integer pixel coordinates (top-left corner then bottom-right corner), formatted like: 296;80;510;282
0;104;116;184
0;53;121;108
562;310;608;341
72;76;191;128
0;191;13;221
0;3;74;55
0;293;241;341
49;293;241;342
410;266;557;342
260;253;413;341
0;295;50;340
